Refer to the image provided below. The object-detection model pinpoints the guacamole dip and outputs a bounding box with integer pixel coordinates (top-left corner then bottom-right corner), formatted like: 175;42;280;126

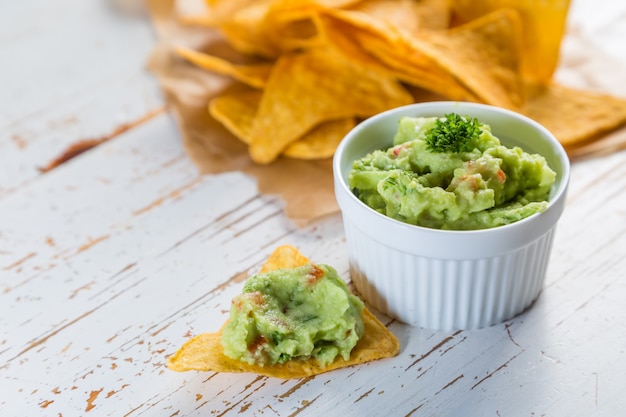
221;263;364;367
349;114;556;230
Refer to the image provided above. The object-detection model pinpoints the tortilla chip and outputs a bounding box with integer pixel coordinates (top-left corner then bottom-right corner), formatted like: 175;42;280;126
313;0;362;6
166;245;400;379
175;47;272;88
258;244;312;273
316;7;517;105
196;0;362;57
414;8;525;109
248;46;413;163
565;126;626;160
218;2;280;58
315;13;477;102
450;0;570;84
260;2;324;52
522;82;626;147
345;0;423;35
178;14;216;27
209;88;261;141
266;15;321;51
166;308;399;378
209;89;355;159
340;0;450;33
282;118;355;160
409;0;452;31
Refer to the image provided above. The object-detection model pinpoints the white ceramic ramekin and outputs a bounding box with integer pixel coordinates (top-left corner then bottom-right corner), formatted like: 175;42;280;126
333;102;570;331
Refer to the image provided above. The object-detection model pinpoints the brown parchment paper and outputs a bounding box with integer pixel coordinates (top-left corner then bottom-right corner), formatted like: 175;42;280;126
146;0;626;225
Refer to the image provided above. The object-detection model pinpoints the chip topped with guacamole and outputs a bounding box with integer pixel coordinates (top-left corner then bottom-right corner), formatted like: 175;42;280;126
349;114;556;230
166;245;399;379
222;262;364;367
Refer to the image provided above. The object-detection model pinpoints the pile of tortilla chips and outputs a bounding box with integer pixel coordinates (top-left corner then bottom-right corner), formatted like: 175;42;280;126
166;245;400;379
166;0;626;164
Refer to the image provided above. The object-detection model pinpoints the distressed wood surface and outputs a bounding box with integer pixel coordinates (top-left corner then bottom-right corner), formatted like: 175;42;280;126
0;0;164;200
1;0;626;416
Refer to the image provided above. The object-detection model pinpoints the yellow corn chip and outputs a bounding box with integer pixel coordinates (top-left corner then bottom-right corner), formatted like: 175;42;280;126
522;83;626;147
166;245;400;379
258;244;312;273
209;90;355;159
451;0;571;84
260;1;324;52
414;8;525;109
166;308;399;379
175;47;272;89
248;46;413;163
215;1;280;58
315;13;477;102
346;0;441;34
409;0;452;31
209;89;261;142
282;118;355;160
199;1;361;57
318;7;520;106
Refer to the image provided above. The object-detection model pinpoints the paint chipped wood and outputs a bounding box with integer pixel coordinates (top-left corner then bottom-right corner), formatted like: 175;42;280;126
2;0;626;416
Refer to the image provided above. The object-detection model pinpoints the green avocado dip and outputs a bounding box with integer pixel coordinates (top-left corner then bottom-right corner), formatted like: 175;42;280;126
349;114;557;230
221;263;364;367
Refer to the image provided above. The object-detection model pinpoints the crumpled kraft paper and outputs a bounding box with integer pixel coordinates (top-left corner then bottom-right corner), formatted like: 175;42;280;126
146;0;626;225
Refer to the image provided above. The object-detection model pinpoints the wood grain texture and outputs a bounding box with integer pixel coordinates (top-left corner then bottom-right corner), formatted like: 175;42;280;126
1;0;626;416
0;0;164;200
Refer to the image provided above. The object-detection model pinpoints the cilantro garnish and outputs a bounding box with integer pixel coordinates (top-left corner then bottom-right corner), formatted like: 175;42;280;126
424;113;481;153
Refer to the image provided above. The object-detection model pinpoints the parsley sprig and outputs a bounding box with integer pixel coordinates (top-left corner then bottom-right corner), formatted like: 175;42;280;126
424;113;482;153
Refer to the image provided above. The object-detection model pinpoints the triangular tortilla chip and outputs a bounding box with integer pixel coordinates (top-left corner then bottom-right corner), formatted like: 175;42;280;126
565;126;626;160
281;117;355;160
259;1;325;52
213;1;281;58
209;89;356;159
247;46;413;163
315;13;476;102
258;244;313;273
166;245;400;379
208;88;261;141
522;82;626;147
166;307;398;378
345;0;429;35
449;0;570;84
175;47;272;88
415;8;524;109
314;7;516;105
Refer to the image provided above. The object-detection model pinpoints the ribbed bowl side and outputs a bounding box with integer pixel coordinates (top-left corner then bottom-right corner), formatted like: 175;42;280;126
345;218;556;331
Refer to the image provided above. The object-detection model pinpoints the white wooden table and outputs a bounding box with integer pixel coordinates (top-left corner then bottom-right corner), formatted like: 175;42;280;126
2;1;626;415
